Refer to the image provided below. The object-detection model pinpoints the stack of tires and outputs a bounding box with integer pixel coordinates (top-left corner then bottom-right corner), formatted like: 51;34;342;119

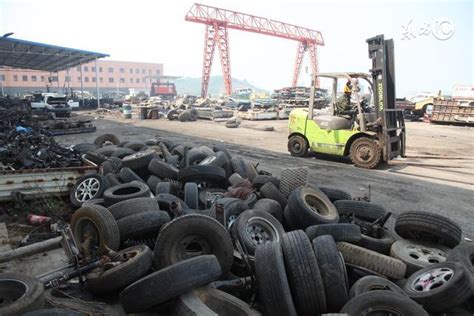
3;134;471;315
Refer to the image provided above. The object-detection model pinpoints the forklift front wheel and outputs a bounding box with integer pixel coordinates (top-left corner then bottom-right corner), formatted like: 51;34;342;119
288;135;308;157
349;137;381;169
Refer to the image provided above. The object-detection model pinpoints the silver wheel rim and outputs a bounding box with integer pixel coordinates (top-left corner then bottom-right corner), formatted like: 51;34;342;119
402;242;447;264
75;177;101;202
246;217;278;246
411;267;454;292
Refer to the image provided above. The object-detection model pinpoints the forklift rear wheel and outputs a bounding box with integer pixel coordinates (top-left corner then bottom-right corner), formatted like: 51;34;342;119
349;137;381;169
288;135;308;157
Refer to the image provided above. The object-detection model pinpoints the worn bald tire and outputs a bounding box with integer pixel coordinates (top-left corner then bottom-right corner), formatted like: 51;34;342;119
395;211;462;248
70;205;120;255
255;242;297;316
0;273;45;316
120;255;222;313
306;223;361;243
148;158;179;180
282;230;326;315
337;242;406;279
319;187;352;202
349;275;406;298
108;197;160;220
341;290;428;315
288;186;338;228
103;181;150;206
70;174;107;208
122;149;157;170
153;214;233;273
117;211;170;241
253;198;283;222
94;134;120;147
119;167;145;183
86;245;153;294
260;182;287;209
184;183;199;210
313;235;349;312
403;261;472;313
233;209;285;255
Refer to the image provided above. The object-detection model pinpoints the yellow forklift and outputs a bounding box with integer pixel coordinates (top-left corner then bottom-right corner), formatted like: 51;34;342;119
287;35;406;168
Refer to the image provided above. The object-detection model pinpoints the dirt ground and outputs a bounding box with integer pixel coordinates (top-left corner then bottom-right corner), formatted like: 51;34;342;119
57;112;474;238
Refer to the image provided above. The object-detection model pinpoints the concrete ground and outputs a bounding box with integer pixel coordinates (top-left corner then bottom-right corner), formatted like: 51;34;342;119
57;113;474;238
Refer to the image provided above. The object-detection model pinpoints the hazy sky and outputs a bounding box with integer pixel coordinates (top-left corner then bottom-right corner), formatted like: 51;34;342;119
1;0;472;96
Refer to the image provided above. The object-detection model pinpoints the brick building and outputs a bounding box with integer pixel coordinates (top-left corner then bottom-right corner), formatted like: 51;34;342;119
0;59;164;97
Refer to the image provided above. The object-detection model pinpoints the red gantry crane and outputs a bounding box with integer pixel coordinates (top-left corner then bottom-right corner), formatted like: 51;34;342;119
185;3;325;97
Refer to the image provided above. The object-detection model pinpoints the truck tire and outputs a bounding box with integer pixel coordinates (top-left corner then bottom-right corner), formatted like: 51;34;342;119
117;211;170;241
255;242;297;316
288;135;308;157
306;223;361;243
87;245;152;294
120;255;221;313
103;181;150;206
70;174;107;208
337;242;406;279
108;197;160;219
349;137;381;169
349;275;406;298
394;211;462;248
0;273;45;316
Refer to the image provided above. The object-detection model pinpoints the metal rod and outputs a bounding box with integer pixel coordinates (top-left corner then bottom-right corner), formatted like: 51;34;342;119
0;236;62;263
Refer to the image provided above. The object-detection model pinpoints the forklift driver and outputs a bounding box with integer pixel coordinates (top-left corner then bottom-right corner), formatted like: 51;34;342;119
336;79;353;114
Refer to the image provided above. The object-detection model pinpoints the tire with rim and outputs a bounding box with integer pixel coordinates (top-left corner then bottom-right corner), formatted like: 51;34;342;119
209;197;249;227
349;275;406;299
108;197;160;220
337;242;406;279
70;174;107;208
120;255;221;313
70;205;120;255
288;135;308;157
341;290;428;316
306;223;361;243
281;230;326;315
94;134;120;147
253;198;283;222
117;211;170;241
86;245;153;294
394;211;462;248
403;261;472;313
103;181;150;206
122;149;157;170
349;137;381;169
232;209;285;255
255;242;297;316
288;186;339;228
184;183;199;209
0;273;45;316
153;214;233;273
390;239;449;276
312;235;349;312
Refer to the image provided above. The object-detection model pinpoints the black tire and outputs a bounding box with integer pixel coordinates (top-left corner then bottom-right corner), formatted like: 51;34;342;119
178;110;192;122
349;275;406;299
123;141;147;151
253;198;283;222
213;144;233;161
447;243;474;278
108;197;160;219
110;147;135;158
403;261;472;313
70;205;120;255
394;211;462;248
178;165;227;186
94;133;120;147
104;173;121;188
153;214;233;273
306;223;361;243
184;148;208;167
233;209;285;255
146;175;161;194
230;156;248;178
255;242;297;316
83;152;107;165
23;309;82;316
70;174;107;208
319;186;352;202
209;197;249;226
82;198;105;207
101;157;122;175
87;245;153;294
117;211;170;241
243;160;258;181
260;182;288;209
0;273;45;316
390;239;450;276
281;230;326;315
167;109;178;120
120;255;222;313
312;235;349;312
283;205;298;231
103;181;151;206
199;145;215;157
252;175;280;189
337;242;406;279
228;173;245;186
95;145;118;156
156;182;172;194
122;149;157;170
119;167;145;183
341;290;428;315
334;200;387;221
288;135;308;157
358;227;395;255
288;186;338;228
189;108;199;121
184;183;199;210
198;151;228;168
148;158;179;180
349;137;381;169
155;193;189;213
72;143;98;154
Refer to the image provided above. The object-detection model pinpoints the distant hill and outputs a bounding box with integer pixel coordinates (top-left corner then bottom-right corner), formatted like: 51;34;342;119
174;76;267;97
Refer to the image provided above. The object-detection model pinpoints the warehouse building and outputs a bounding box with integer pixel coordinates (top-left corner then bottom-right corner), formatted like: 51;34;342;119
0;60;164;96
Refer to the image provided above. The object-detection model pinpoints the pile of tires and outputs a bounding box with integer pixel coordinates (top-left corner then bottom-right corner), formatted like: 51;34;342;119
12;134;470;315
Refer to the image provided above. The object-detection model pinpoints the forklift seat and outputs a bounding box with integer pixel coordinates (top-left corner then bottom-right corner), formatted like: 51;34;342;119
313;115;352;130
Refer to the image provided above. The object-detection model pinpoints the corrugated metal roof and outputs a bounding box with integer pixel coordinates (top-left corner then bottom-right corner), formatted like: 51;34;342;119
0;37;109;72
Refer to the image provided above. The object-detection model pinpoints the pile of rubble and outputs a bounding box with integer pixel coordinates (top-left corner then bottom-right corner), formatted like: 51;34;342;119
1;134;473;315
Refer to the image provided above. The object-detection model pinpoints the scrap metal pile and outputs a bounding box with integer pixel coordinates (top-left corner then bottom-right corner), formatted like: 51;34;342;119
1;134;473;315
273;86;330;109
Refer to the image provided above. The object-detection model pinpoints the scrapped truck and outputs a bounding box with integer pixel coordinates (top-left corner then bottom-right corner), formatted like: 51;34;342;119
30;93;72;117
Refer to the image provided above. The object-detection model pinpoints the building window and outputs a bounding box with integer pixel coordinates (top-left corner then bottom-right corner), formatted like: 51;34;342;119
143;78;147;83
136;78;140;83
129;69;133;74
31;75;37;82
92;77;96;83
91;67;96;72
65;76;71;82
142;69;145;74
135;68;139;74
108;67;114;73
22;75;28;81
51;76;58;82
84;77;89;82
109;78;114;83
76;66;81;71
0;75;5;81
120;68;125;73
130;78;133;83
100;77;103;83
156;69;161;75
148;69;152;74
13;75;18;81
120;78;125;83
41;76;45;82
77;76;81;82
84;66;88;72
99;67;103;72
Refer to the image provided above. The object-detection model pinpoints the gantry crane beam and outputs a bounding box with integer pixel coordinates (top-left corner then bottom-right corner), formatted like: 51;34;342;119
185;3;324;97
